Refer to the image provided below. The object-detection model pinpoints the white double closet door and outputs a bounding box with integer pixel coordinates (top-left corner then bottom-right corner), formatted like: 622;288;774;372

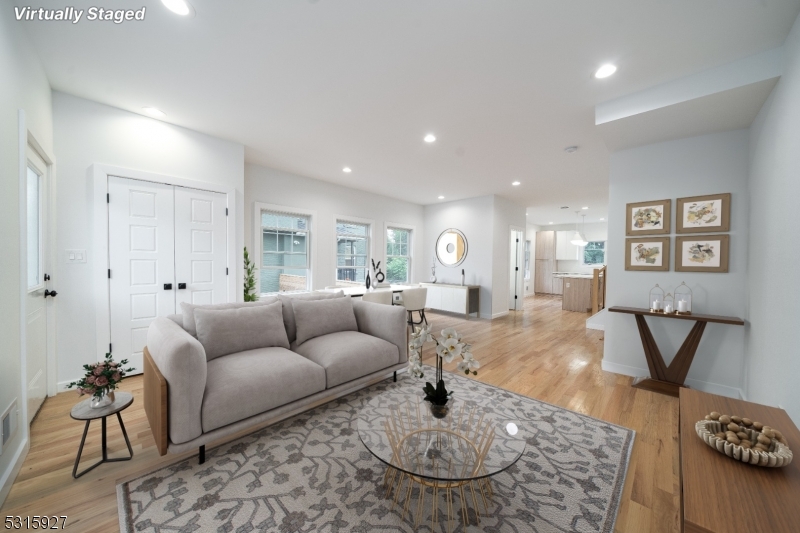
108;176;228;372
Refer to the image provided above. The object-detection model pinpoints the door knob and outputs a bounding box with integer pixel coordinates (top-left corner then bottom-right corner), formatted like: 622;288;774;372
44;289;58;298
178;283;187;290
164;283;173;290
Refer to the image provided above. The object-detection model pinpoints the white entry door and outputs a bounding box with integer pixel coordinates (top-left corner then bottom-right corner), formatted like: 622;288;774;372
25;146;50;423
509;229;524;311
109;177;176;373
174;186;228;307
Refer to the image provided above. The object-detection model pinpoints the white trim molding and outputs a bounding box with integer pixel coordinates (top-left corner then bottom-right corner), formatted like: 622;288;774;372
92;164;237;360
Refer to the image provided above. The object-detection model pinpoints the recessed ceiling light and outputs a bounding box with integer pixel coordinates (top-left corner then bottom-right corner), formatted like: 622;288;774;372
424;134;436;143
512;181;521;186
342;167;352;173
600;217;605;221
549;222;554;225
438;195;445;200
564;146;578;153
142;106;166;118
582;206;589;210
595;64;617;79
161;0;192;15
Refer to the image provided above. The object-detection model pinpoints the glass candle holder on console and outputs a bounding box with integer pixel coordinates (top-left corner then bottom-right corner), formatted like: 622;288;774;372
649;284;665;313
675;282;693;315
663;293;675;314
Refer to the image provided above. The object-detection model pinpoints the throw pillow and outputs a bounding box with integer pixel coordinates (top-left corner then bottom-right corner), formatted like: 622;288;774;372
194;300;289;360
292;296;358;346
278;291;344;344
181;298;278;337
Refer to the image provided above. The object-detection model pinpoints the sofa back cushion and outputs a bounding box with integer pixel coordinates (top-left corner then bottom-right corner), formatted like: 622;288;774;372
278;291;344;344
181;298;278;337
292;296;358;346
194;300;290;360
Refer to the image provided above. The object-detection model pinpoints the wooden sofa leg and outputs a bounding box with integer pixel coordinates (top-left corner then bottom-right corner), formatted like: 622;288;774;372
393;371;397;383
199;445;205;465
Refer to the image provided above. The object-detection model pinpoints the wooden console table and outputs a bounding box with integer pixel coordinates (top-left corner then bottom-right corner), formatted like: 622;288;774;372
680;388;800;533
608;306;744;397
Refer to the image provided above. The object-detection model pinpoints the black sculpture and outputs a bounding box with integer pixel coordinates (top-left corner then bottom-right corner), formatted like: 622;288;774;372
372;259;385;284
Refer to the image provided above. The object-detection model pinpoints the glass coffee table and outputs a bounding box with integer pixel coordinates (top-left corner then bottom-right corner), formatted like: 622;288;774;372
358;390;526;532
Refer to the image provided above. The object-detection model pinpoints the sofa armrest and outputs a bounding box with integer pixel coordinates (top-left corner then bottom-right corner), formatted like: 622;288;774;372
352;300;408;363
146;317;207;445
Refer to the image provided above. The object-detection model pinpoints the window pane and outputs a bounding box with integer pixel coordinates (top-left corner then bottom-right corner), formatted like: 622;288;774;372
337;222;368;237
27;167;40;289
260;268;308;293
337;267;366;283
386;257;409;283
583;241;606;265
262;212;308;231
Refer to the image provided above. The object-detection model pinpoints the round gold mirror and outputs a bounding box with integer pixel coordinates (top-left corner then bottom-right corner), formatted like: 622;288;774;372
435;228;468;267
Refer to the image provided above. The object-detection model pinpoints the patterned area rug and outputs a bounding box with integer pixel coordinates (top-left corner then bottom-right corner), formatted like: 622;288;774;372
118;369;634;532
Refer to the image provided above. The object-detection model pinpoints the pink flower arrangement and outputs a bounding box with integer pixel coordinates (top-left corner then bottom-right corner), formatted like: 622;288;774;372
67;353;134;399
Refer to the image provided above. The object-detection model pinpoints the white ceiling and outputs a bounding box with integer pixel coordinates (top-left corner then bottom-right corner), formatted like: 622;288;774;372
19;0;800;225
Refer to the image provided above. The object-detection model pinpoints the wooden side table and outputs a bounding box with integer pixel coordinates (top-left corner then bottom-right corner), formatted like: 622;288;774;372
608;306;744;397
70;391;134;478
680;389;800;532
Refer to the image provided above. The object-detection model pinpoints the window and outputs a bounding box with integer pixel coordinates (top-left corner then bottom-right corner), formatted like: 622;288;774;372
524;240;531;280
583;241;606;265
260;210;310;294
386;227;411;283
27;165;42;289
336;220;370;286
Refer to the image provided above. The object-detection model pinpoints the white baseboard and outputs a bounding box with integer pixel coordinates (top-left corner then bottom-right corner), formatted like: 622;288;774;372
490;311;509;319
601;359;744;399
0;438;29;509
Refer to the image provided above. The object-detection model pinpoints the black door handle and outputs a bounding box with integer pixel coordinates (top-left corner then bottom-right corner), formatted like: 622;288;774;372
178;283;187;290
44;273;51;281
164;283;173;290
44;289;58;298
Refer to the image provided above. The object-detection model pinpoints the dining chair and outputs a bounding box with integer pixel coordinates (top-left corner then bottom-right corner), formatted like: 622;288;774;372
361;291;393;305
400;287;428;328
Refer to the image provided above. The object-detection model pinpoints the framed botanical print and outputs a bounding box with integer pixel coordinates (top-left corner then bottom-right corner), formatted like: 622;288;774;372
625;199;671;236
625;237;670;271
676;193;730;233
676;235;729;273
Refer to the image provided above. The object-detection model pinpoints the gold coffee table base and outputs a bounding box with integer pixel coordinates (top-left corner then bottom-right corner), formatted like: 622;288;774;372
385;466;495;533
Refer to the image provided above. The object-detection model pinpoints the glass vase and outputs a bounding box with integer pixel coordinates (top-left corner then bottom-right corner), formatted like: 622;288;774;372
91;390;115;409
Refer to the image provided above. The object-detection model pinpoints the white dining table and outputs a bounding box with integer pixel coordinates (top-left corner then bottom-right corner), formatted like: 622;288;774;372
316;284;417;298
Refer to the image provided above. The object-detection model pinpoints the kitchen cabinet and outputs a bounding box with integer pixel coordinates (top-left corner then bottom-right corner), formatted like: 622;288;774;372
555;231;581;261
552;276;563;295
535;231;555;261
534;259;553;294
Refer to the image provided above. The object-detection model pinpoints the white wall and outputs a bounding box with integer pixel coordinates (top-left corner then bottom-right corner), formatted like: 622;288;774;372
492;196;527;315
745;13;800;422
53;93;245;388
424;196;495;318
0;0;53;506
245;164;425;290
604;129;750;398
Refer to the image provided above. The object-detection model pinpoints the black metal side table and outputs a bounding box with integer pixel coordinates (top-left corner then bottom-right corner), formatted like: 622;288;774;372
70;391;134;478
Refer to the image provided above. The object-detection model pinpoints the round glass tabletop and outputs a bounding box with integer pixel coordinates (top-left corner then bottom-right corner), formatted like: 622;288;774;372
358;390;526;482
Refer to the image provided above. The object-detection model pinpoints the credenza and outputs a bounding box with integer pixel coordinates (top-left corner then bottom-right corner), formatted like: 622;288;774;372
419;283;480;319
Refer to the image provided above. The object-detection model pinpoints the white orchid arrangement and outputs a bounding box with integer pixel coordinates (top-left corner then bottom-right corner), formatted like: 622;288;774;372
407;326;480;405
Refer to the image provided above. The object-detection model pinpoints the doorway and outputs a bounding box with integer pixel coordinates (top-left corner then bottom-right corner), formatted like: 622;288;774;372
107;176;229;373
25;143;54;423
509;227;525;311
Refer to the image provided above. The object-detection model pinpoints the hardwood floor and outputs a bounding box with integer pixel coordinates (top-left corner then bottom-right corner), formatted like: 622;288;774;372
1;294;679;532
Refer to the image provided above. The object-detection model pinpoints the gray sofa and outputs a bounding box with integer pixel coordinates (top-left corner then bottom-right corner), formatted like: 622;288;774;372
144;292;407;462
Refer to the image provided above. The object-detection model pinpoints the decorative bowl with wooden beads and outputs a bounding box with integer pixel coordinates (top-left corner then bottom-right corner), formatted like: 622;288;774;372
695;413;793;467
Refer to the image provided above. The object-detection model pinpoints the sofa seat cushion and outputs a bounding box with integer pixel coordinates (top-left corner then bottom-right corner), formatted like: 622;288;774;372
202;347;326;433
292;331;400;389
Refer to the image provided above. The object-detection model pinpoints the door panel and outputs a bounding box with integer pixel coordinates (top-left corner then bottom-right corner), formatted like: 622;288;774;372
109;177;175;374
26;147;49;423
174;186;228;308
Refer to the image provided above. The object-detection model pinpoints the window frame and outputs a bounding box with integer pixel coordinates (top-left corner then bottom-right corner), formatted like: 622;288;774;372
524;239;531;280
582;240;607;266
385;225;413;284
253;203;316;295
334;215;374;287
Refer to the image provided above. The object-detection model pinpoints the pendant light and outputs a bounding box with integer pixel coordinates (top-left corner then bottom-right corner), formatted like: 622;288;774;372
570;211;588;246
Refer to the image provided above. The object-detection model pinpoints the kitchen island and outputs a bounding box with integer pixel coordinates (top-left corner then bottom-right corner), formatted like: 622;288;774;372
554;272;594;312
